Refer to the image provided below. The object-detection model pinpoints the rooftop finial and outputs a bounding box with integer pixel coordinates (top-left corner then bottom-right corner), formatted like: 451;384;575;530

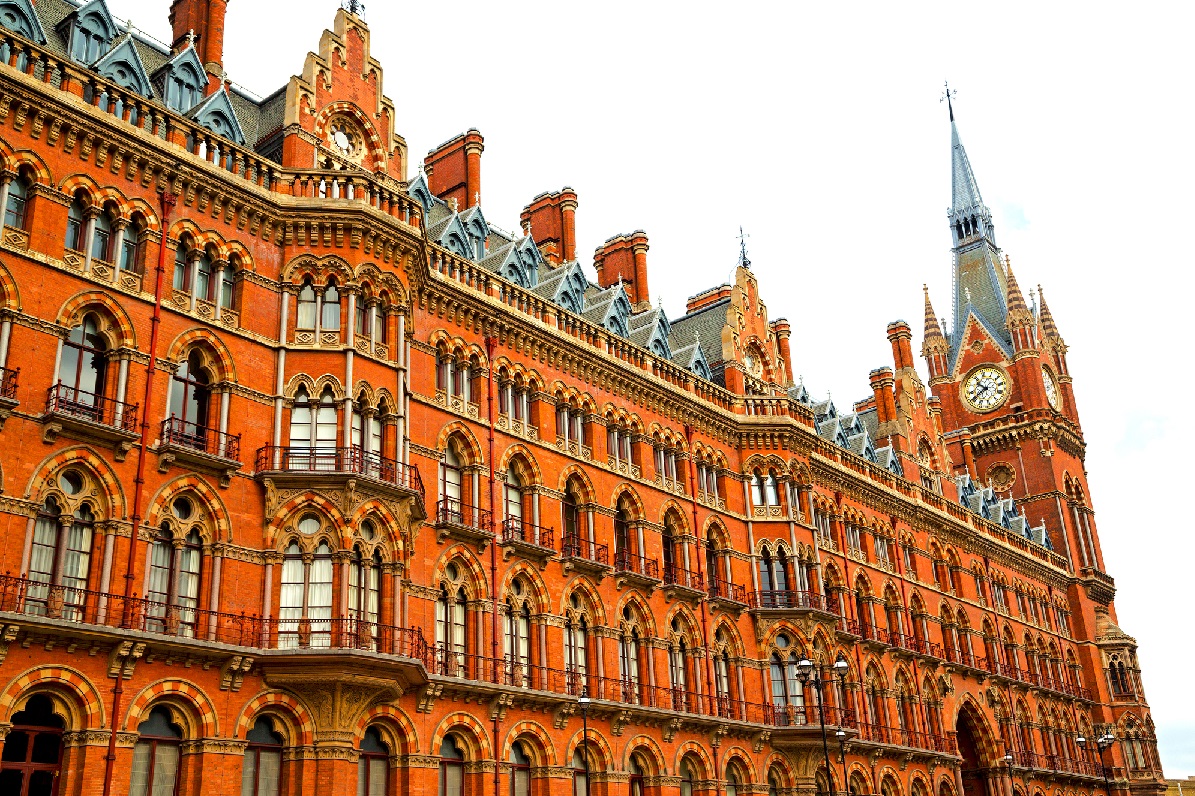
474;191;481;206
341;0;366;17
185;28;196;47
941;80;956;122
737;226;751;269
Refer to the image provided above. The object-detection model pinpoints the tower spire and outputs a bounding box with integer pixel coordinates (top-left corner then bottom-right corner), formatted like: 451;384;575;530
1004;256;1035;352
921;285;950;383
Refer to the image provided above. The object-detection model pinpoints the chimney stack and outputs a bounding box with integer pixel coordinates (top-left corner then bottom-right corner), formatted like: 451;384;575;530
424;129;484;211
593;231;650;311
770;319;793;386
170;0;229;79
886;320;915;372
520;187;578;265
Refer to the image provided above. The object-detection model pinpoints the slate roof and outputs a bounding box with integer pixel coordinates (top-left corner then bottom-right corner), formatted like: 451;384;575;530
669;300;727;367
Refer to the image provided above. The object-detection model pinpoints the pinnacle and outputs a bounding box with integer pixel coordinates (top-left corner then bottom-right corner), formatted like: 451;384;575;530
1038;284;1062;340
923;285;945;340
1004;256;1033;329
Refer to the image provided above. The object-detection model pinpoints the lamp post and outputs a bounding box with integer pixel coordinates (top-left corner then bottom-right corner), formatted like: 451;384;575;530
835;729;850;796
1077;732;1115;796
1003;753;1016;796
579;689;592;796
796;652;852;796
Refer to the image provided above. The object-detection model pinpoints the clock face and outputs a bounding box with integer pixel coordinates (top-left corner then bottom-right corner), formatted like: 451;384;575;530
963;366;1009;412
1042;367;1060;410
743;351;762;377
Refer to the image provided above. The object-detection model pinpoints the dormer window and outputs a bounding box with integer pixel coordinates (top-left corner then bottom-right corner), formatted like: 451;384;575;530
62;3;117;65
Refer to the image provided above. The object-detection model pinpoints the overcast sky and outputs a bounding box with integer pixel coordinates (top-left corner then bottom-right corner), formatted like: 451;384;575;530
110;0;1195;773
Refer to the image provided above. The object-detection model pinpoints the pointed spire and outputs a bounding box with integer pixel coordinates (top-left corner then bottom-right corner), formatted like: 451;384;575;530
951;109;985;215
922;285;950;379
923;284;945;341
1004;255;1033;330
1037;284;1062;340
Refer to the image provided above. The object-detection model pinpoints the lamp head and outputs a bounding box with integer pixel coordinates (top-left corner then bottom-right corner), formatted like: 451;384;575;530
833;653;850;677
1076;735;1086;748
835;729;847;739
796;654;814;682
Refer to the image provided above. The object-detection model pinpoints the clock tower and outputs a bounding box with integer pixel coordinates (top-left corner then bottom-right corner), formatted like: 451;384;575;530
922;98;1120;647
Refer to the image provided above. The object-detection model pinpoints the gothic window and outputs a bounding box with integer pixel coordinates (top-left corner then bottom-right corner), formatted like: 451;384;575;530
619;609;642;702
278;538;333;648
162;50;205;113
297;281;318;330
607;418;634;466
350;393;383;455
242;716;283;796
714;629;733;705
168;349;212;436
69;10;112;64
194;251;214;302
874;534;891;567
121;221;143;273
668;618;688;694
4;173;30;230
679;760;696;796
440;443;467;521
145;521;203;638
173;244;189;291
0;695;64;796
92;210;113;262
565;592;590;689
510;742;531;796
322;281;341;330
27;496;94;621
769;636;805;723
65;196;86;252
435;564;468;675
0;1;42;42
129;707;183;796
504;579;532;687
726;764;744;796
359;727;389;796
221;261;237;309
439;736;465;796
348;547;381;648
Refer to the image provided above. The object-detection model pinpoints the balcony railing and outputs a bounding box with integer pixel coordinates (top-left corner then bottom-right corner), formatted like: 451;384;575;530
254;446;423;497
500;517;555;550
615;550;659;579
1011;750;1101;777
161;416;241;460
561;533;608;566
748;590;832;611
663;563;703;591
436;497;491;531
0;365;17;399
0;573;427;657
856;722;958;754
46;383;138;431
886;630;945;659
708;579;746;604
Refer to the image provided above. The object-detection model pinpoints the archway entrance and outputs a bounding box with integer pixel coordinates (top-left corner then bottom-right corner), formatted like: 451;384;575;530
0;694;65;796
956;705;989;796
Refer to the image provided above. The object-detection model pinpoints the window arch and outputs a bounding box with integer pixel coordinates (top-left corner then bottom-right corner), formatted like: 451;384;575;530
0;694;65;795
713;627;736;715
297;280;318;330
288;385;339;464
618;605;645;703
3;170;32;230
510;741;532;796
435;562;469;677
504;581;533;688
439;735;465;796
359;727;390;796
28;495;94;621
348;546;382;650
167;348;213;440
322;280;341;331
565;590;592;694
145;523;203;638
65;194;87;252
561;476;591;558
242;715;284;796
679;756;698;796
129;706;183;796
769;634;806;724
56;312;110;419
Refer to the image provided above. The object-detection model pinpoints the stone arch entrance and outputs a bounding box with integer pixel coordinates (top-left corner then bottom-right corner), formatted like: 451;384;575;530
956;703;991;796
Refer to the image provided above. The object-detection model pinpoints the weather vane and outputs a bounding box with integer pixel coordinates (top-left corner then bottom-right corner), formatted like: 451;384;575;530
737;226;751;269
341;0;366;17
941;80;957;121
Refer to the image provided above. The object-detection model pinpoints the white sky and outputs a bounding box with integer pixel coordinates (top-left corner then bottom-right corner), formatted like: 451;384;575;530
110;0;1195;773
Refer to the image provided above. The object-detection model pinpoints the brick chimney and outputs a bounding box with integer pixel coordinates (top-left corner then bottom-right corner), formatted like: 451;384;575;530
770;318;793;386
886;320;915;372
170;0;228;77
519;187;578;265
686;284;732;315
424;129;484;211
593;231;650;311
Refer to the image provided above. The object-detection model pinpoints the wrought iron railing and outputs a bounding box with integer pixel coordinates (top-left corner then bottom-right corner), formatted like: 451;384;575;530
161;416;241;460
500;517;555;550
561;533;608;565
254;445;423;497
46;382;138;431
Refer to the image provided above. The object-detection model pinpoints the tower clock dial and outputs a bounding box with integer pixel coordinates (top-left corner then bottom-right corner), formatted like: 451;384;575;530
963;366;1009;412
1042;367;1060;410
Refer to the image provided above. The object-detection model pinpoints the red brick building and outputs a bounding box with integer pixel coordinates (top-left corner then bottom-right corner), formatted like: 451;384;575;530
0;2;1165;796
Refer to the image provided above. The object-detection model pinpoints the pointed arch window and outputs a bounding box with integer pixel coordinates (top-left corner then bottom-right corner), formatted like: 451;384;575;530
92;210;113;262
27;497;93;621
679;760;696;796
145;525;202;638
297;281;318;330
195;251;214;302
121;222;144;273
573;747;594;796
510;742;532;796
241;716;283;796
58;313;109;414
129;707;183;796
0;694;65;796
65;196;86;251
504;584;532;687
439;736;465;796
348;547;381;649
169;349;212;436
566;595;589;689
4;174;29;230
435;578;468;675
359;727;390;796
322;281;341;331
351;397;383;455
504;467;524;524
173;244;190;291
220;263;236;309
278;539;333;649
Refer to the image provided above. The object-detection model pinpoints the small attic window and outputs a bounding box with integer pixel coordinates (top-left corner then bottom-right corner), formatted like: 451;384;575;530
70;13;112;63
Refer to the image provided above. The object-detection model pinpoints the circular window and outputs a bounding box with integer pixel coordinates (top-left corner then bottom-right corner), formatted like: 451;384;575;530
775;634;790;649
361;520;376;541
172;497;193;519
445;562;459;581
59;470;84;495
298;514;321;535
512;579;524;596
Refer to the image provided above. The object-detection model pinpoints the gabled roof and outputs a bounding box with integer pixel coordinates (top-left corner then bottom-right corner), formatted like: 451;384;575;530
669;334;712;381
0;0;48;43
628;306;671;358
583;281;632;336
532;260;587;314
92;33;154;97
187;86;246;145
669;299;727;367
151;44;205;109
947;302;1015;376
57;0;119;53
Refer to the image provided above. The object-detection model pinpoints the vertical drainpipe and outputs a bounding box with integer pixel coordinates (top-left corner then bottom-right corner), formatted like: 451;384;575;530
485;334;500;796
103;187;175;796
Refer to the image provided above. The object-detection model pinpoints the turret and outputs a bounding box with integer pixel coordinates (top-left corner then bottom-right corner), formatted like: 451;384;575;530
921;285;950;383
1004;256;1036;355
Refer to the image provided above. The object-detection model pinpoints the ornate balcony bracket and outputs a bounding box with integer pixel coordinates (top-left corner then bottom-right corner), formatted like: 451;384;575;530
499;536;555;568
157;442;242;488
559;554;611;581
41;414;137;461
436;519;494;553
662;581;705;605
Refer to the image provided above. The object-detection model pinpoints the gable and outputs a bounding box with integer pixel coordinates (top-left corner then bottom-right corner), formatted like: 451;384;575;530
94;35;153;98
189;88;246;145
948;310;1013;380
0;0;46;43
58;0;118;64
154;46;206;113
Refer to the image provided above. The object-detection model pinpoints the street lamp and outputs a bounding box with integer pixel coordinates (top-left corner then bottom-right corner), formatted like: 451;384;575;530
578;689;592;796
1077;732;1115;796
795;652;852;796
835;729;849;796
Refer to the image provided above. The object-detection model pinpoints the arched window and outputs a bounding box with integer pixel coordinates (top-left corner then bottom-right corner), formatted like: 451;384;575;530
296;281;317;330
242;715;283;796
93;210;113;262
28;497;93;621
146;525;202;638
435;569;468;676
765;472;780;506
572;747;592;796
348;547;380;649
628;755;645;796
714;628;733;705
504;467;525;536
168;349;212;437
510;742;531;796
562;481;583;551
4;174;30;230
669;619;688;694
172;244;190;291
57;313;109;414
195;251;214;302
769;637;805;724
322;281;341;330
750;471;764;506
359;727;390;796
356;289;372;337
65;196;86;251
278;538;333;648
439;736;465;796
679;759;696;796
565;592;589;689
505;583;531;687
440;444;466;522
121;222;144;273
129;707;183;796
0;694;65;795
351;395;383;455
220;262;236;309
614;496;632;561
726;764;742;796
619;621;642;703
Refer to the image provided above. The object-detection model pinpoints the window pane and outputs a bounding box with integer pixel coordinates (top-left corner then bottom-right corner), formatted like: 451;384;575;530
129;742;152;796
151;743;180;796
259;750;282;796
241;751;257;796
